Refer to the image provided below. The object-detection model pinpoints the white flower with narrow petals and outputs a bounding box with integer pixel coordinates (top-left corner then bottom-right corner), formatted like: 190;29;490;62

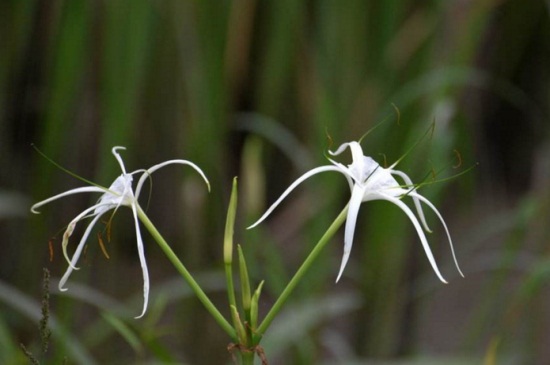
31;146;209;318
248;141;463;283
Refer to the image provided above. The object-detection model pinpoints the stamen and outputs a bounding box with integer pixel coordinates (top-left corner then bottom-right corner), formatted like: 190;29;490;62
325;127;334;150
106;219;112;242
48;239;54;262
453;149;462;168
390;121;436;169
391;103;401;126
101;213;114;242
429;119;436;140
31;144;107;190
97;232;110;259
378;153;388;168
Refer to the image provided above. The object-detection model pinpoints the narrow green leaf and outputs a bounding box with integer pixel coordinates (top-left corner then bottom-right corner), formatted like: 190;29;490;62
225;177;239;317
230;305;247;346
250;280;265;331
224;177;239;264
238;245;252;313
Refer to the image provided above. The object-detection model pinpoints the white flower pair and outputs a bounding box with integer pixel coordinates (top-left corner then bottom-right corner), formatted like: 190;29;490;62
32;141;462;318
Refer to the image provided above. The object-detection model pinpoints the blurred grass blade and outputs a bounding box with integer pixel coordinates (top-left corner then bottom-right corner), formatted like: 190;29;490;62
99;0;154;176
0;279;96;365
100;311;143;354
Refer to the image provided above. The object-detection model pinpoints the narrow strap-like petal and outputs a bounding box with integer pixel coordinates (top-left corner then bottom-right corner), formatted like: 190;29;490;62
135;160;210;198
328;142;352;157
247;165;343;229
336;184;365;282
327;160;355;192
61;202;115;269
376;194;448;283
112;147;128;175
329;141;364;166
347;142;365;165
390;170;432;232
31;186;107;213
409;193;464;277
130;202;149;319
58;212;105;291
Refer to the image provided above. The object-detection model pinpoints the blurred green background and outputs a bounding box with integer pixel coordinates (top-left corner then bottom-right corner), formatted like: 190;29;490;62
1;0;549;364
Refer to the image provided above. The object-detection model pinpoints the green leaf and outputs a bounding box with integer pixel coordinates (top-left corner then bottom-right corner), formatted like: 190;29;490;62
230;305;247;346
250;280;265;333
238;245;252;313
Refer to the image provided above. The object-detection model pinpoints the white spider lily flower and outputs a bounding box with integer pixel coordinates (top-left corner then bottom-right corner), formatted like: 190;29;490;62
248;141;463;283
31;146;209;318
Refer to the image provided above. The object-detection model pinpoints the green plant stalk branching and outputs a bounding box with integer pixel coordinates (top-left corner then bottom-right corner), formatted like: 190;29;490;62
136;205;237;340
256;204;349;335
139;177;349;363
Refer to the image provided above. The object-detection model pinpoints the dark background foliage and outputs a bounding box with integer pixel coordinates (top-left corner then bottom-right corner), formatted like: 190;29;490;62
1;0;549;364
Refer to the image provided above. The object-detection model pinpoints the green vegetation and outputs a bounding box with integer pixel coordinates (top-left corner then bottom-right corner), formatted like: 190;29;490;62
1;0;548;363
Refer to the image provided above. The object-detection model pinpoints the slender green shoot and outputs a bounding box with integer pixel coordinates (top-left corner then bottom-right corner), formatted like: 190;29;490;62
31;144;108;191
224;178;239;311
136;205;236;340
256;204;349;335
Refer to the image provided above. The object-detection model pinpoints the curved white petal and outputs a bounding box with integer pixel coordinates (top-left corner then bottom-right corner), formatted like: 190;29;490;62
131;203;149;319
135;160;210;198
343;175;355;193
408;192;464;277
112;147;128;175
31;187;107;213
62;202;113;269
390;169;432;232
347;142;365;164
129;168;146;176
326;159;354;191
376;194;448;283
58;212;105;291
336;184;365;282
328;142;352;157
329;141;364;159
247;165;344;229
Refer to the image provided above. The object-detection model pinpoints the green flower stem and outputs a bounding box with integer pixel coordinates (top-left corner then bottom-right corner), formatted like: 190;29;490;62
136;205;236;340
256;204;349;335
241;351;255;365
225;261;237;312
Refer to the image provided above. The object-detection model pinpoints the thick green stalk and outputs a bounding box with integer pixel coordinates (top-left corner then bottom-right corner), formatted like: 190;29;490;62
136;205;236;340
256;205;349;335
241;351;255;365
